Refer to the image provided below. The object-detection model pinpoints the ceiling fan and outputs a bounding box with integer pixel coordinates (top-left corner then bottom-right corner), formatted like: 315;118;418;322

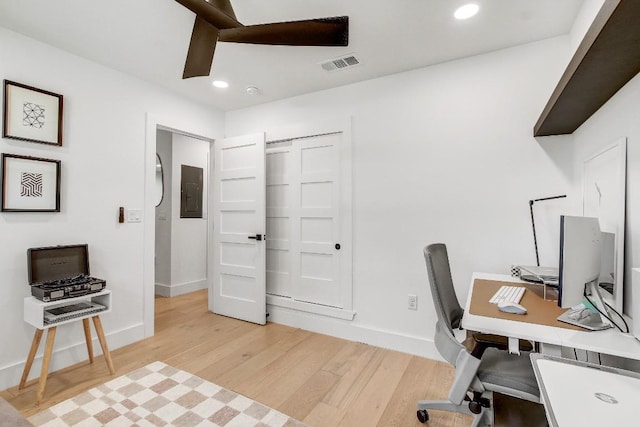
175;0;349;79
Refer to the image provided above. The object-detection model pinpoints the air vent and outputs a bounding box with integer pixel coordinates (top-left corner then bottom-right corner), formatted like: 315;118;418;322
320;54;360;72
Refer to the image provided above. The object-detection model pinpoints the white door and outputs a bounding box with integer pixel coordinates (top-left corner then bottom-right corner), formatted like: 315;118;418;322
295;134;342;307
266;133;344;308
265;142;293;298
210;133;266;325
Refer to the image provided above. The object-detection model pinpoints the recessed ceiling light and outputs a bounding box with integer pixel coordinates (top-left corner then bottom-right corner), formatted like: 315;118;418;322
246;86;259;95
454;4;479;20
212;80;229;88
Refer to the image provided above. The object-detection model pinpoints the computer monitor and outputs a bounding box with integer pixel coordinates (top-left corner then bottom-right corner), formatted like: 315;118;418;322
557;215;613;330
557;215;602;309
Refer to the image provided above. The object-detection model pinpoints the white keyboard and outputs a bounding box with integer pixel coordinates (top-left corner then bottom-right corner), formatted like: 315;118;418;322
489;285;525;304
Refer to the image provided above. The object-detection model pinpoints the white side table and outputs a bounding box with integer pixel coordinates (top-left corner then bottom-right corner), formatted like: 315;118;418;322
20;290;114;404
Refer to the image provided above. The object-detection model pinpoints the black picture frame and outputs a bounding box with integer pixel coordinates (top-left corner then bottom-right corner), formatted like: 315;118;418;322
3;80;63;146
1;153;61;212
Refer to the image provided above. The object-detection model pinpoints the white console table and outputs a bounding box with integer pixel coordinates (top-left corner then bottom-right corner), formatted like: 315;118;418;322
20;290;114;404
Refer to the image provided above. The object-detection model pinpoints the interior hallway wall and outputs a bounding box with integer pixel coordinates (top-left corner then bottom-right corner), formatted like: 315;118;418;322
167;134;209;297
225;36;577;359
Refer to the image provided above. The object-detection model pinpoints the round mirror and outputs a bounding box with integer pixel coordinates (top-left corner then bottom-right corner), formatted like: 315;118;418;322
154;153;164;207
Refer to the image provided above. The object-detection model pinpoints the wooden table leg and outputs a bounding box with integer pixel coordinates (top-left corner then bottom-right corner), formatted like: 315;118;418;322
36;327;57;405
19;329;43;390
82;318;94;363
92;316;115;375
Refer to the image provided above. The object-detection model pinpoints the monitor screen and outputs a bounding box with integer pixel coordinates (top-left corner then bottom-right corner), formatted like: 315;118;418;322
557;216;602;308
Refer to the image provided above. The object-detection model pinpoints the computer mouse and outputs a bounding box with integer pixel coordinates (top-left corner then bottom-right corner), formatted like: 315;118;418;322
497;301;527;315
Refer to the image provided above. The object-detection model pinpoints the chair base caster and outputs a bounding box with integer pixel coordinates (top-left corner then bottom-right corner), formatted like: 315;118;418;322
417;409;429;423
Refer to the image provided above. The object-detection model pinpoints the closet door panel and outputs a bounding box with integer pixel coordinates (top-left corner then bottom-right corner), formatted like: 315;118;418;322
266;146;293;298
294;135;342;308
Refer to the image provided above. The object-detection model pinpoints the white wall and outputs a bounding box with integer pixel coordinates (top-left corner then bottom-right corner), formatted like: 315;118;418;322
569;0;605;53
0;27;224;390
225;36;577;358
167;134;209;296
557;55;640;374
155;130;172;287
570;73;640;317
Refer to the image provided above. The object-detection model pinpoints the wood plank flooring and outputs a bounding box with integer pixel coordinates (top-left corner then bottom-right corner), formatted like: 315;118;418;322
1;289;538;426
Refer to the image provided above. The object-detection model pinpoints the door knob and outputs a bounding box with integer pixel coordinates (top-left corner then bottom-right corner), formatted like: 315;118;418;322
248;234;263;241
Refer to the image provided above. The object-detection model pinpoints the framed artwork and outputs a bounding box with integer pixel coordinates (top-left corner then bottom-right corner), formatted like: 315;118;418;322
1;153;61;212
582;136;626;312
3;80;63;146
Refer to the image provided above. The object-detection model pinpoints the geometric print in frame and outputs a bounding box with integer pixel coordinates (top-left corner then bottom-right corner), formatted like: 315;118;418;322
23;102;46;129
21;172;43;197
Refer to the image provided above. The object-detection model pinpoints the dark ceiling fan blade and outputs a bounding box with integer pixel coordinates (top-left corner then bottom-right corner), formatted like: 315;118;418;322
218;16;349;46
175;0;241;30
204;0;237;20
183;16;219;79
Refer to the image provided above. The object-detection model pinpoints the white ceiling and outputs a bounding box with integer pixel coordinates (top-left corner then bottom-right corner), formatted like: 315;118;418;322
0;0;585;112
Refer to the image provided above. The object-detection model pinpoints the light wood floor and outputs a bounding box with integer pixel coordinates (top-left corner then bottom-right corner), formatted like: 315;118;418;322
2;290;542;426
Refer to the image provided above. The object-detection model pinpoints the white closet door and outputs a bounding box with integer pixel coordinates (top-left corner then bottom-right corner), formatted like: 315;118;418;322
294;134;342;308
265;142;293;298
211;133;266;325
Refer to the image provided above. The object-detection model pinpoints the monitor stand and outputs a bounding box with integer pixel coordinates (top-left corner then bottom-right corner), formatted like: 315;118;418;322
557;281;613;331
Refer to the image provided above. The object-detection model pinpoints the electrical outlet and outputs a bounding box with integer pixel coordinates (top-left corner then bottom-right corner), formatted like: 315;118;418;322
408;294;418;310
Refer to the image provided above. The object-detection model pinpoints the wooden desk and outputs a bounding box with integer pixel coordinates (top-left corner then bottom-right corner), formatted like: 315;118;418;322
21;291;115;405
463;273;640;360
469;279;582;331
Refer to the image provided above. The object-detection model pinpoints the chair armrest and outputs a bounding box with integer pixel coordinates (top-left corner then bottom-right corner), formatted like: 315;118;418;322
449;349;483;405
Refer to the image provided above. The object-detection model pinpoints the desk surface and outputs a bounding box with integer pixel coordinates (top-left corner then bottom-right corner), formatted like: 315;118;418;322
463;273;640;361
531;354;640;427
469;278;582;331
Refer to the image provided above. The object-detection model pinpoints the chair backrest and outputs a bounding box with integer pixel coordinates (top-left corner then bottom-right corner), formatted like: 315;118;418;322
424;244;466;366
424;244;464;329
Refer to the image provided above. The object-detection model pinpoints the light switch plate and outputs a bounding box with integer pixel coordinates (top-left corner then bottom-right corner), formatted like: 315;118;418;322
127;209;143;223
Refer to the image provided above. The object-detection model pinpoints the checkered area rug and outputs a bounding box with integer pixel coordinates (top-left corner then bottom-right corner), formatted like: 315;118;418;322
28;361;307;427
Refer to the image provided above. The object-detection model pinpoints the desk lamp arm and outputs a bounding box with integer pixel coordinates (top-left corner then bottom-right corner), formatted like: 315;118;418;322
529;194;567;267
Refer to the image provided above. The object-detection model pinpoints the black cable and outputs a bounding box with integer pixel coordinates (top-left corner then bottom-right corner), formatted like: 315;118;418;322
583;290;627;333
573;348;578;361
598;352;602;365
604;300;629;333
584;293;621;332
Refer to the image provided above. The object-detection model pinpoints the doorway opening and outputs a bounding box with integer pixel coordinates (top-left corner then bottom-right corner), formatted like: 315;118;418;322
154;130;210;298
143;114;215;338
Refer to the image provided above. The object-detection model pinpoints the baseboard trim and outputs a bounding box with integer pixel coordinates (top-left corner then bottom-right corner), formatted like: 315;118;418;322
0;322;145;391
266;304;442;362
266;294;356;320
154;283;171;297
155;279;207;298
